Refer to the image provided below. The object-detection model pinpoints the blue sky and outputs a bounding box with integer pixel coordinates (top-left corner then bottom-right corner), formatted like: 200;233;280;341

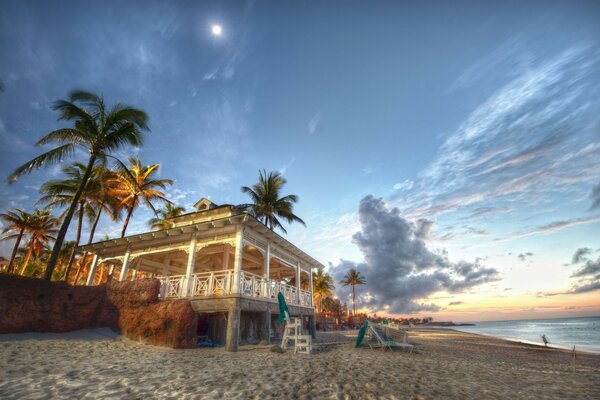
1;0;599;320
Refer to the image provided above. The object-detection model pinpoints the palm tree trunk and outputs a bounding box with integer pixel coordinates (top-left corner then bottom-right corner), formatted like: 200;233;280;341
44;154;96;280
73;205;104;284
88;205;103;243
20;243;34;276
121;201;135;238
64;201;85;281
352;284;356;316
7;228;24;274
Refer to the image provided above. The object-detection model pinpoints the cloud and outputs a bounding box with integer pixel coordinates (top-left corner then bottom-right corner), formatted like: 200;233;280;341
448;301;464;306
393;44;600;225
278;158;295;175
517;252;533;262
542;248;600;296
495;215;600;243
308;112;321;135
393;180;414;191
328;196;500;314
571;247;592;264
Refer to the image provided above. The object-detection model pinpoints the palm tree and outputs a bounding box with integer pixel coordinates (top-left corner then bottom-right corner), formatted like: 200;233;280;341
240;169;306;234
39;162;101;280
0;209;34;273
7;90;149;280
18;209;59;275
340;268;366;316
312;266;335;313
147;203;185;230
108;157;173;237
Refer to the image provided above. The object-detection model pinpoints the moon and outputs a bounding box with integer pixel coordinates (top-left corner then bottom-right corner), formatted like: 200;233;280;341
211;24;223;36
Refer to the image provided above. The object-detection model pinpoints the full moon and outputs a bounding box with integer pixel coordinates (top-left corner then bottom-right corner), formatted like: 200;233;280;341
211;24;222;36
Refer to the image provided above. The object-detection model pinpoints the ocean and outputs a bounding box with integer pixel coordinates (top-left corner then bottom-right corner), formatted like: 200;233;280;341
451;316;600;353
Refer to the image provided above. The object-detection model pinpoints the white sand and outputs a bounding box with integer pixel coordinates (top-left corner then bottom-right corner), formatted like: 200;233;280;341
1;328;599;399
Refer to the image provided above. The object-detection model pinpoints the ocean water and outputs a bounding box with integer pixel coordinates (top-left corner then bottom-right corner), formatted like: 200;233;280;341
451;316;600;353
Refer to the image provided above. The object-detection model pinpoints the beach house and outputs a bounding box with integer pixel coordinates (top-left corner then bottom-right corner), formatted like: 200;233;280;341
79;198;319;351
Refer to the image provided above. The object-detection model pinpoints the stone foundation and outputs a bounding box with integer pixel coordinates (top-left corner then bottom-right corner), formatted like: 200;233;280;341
0;274;197;349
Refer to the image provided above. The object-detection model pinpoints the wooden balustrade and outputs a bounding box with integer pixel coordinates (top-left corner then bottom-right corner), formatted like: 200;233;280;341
158;269;313;308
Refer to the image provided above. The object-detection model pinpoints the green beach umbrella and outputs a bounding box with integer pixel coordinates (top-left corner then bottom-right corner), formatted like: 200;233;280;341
355;319;369;348
277;292;290;325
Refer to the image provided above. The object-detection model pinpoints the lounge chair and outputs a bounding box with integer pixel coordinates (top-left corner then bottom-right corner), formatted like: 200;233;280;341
368;323;413;353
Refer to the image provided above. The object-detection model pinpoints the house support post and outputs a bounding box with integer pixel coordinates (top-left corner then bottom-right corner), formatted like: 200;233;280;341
225;304;241;352
261;309;271;344
309;314;316;339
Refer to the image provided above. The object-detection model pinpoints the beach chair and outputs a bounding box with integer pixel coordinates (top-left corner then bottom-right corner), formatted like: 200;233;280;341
368;323;413;353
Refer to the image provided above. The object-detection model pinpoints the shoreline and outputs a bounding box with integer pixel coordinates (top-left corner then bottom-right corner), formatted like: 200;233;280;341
430;326;600;355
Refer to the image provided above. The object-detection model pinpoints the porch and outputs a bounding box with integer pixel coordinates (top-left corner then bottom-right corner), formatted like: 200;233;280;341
157;269;313;307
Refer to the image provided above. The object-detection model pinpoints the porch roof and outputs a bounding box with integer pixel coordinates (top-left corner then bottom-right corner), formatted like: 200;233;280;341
76;212;324;270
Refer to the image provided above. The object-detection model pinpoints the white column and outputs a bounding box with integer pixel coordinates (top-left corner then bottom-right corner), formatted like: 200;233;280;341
85;254;100;286
296;261;301;304
118;249;131;281
262;242;270;298
131;269;138;280
162;259;170;277
309;266;314;307
160;259;170;298
232;228;244;294
222;247;229;271
264;242;270;278
182;235;197;296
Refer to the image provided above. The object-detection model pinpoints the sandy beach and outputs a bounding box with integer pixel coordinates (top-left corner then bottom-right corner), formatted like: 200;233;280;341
0;328;599;399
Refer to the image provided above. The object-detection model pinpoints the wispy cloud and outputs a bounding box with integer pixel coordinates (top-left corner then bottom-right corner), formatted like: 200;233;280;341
394;45;600;224
495;215;600;243
308;112;321;135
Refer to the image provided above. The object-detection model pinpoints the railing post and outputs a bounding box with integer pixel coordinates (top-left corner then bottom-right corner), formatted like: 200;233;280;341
208;272;214;295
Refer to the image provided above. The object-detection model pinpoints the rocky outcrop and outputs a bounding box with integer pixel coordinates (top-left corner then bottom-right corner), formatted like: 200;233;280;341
0;274;198;349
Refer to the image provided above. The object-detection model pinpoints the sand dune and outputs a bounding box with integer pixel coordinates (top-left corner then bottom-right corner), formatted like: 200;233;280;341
1;328;599;399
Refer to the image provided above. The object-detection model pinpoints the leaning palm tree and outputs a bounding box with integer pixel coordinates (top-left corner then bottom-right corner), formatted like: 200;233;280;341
312;266;335;313
340;268;366;316
0;209;34;273
108;157;173;237
240;169;306;234
7;90;149;280
38;162;104;281
147;203;185;230
18;209;59;275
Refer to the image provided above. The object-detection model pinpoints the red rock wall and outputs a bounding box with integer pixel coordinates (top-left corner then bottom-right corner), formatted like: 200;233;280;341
0;274;198;349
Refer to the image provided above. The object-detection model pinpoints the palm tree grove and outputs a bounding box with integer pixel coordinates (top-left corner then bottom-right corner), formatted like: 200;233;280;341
1;89;360;326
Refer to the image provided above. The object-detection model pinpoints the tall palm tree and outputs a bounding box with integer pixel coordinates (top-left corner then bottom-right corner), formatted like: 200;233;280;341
108;157;173;237
340;268;366;316
18;209;59;275
0;209;34;273
312;266;335;313
147;203;185;230
39;162;101;280
240;169;306;234
7;90;149;280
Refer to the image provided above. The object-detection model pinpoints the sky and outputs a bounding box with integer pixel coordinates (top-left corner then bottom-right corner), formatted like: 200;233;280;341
1;0;599;322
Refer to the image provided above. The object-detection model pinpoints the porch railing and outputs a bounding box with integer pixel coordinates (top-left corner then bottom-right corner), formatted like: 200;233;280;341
158;269;313;308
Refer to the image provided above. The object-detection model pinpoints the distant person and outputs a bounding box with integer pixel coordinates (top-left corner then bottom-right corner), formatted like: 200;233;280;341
541;334;549;347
